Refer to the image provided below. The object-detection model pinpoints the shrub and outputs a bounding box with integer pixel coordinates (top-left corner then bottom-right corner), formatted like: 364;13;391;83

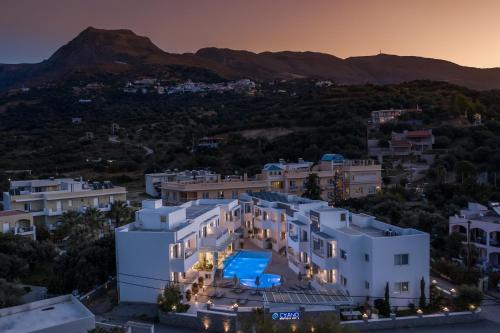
157;285;182;312
374;298;390;317
453;285;483;310
191;282;199;295
185;289;192;302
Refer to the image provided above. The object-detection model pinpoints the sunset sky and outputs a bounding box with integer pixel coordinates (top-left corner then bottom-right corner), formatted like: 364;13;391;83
2;0;500;68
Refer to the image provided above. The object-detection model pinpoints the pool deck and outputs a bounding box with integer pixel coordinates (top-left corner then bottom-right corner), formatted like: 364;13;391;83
187;239;306;312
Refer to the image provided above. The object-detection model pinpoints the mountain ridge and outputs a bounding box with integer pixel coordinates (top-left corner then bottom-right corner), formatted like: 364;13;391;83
2;27;500;90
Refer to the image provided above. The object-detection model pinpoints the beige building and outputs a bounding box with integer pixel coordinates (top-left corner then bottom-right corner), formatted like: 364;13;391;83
260;154;381;203
161;171;268;205
3;178;127;226
0;210;36;240
161;154;381;205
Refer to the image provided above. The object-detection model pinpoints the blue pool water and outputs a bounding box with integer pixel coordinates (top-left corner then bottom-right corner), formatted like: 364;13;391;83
223;250;281;288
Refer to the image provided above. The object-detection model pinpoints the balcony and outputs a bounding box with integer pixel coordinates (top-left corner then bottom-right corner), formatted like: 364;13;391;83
311;250;337;270
489;239;500;248
170;249;199;272
44;208;63;216
200;228;235;251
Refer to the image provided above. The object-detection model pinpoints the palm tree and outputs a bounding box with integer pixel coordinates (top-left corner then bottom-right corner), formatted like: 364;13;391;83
107;201;132;228
83;207;105;231
56;211;82;239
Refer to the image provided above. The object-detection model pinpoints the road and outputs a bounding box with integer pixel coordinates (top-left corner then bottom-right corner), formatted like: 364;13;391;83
375;320;498;333
153;320;499;333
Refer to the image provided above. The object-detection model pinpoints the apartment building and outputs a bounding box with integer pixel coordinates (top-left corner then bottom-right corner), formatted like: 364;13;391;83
3;178;127;226
159;154;381;205
0;210;36;240
369;130;434;161
241;192;430;307
449;202;500;268
161;171;268;205
260;154;381;202
115;198;241;303
369;107;422;128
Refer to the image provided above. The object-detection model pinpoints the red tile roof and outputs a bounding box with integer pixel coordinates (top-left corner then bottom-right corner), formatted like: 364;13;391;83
390;140;412;148
0;210;29;217
405;130;432;138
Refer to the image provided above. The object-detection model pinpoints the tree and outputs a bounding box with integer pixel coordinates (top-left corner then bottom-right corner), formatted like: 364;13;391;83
0;279;24;309
107;201;132;228
55;210;82;240
453;285;483;310
82;208;105;231
49;235;116;294
419;277;426;309
303;173;322;200
157;284;189;312
384;281;391;311
454;160;476;184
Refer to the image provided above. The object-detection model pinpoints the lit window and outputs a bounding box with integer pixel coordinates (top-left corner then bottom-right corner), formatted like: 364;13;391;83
394;282;409;293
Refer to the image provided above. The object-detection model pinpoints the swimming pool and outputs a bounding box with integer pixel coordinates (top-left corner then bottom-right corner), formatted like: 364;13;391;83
223;250;281;288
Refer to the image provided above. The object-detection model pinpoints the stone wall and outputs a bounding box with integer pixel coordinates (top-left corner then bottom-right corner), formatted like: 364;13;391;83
159;309;237;333
342;311;482;331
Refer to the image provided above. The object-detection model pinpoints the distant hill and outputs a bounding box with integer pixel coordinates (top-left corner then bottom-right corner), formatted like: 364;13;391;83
2;27;500;90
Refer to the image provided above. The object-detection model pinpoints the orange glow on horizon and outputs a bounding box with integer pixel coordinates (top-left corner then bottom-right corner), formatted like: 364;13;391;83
1;0;500;68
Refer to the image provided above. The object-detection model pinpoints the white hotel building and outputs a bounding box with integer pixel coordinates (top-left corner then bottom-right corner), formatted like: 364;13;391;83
115;199;241;303
241;192;430;307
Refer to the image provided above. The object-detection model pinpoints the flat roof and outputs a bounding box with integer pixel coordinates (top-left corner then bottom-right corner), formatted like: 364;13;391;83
289;219;307;226
185;204;218;219
0;294;94;333
263;289;352;307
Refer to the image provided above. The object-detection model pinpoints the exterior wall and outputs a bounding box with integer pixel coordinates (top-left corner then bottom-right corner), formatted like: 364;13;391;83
449;214;500;266
0;211;35;240
369;234;430;308
162;182;268;205
116;227;174;303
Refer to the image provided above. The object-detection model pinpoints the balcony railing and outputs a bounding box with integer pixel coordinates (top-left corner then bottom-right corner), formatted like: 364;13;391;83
489;239;500;247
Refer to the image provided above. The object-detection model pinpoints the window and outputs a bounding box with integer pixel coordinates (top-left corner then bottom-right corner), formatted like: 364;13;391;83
341;275;347;286
340;249;347;260
340;213;346;221
394;282;409;293
281;232;286;240
365;281;370;289
160;215;167;223
232;191;238;199
326;270;335;283
327;242;334;258
202;192;209;199
365;254;370;262
394;254;409;265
